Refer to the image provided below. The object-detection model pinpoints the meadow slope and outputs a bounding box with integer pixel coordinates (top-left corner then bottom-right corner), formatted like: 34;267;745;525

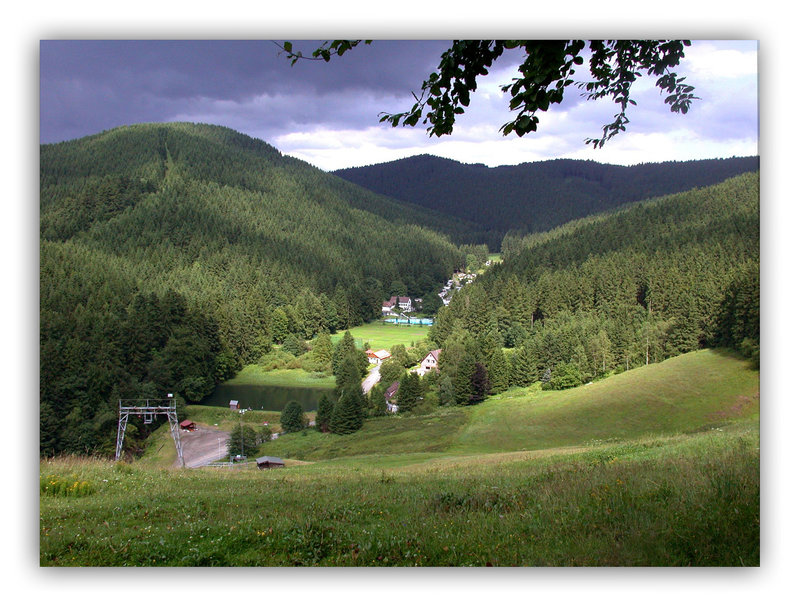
40;349;759;566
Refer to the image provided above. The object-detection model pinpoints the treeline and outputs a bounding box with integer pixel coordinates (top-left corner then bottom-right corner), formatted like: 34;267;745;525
409;172;759;407
40;123;464;455
334;154;760;249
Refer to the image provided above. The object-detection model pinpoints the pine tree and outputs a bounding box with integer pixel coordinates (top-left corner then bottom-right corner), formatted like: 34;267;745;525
438;374;455;407
271;308;289;343
330;386;365;434
396;372;422;413
311;330;333;366
227;423;259;458
315;394;334;432
469;362;491;404
486;346;509;394
453;351;477;406
280;400;307;433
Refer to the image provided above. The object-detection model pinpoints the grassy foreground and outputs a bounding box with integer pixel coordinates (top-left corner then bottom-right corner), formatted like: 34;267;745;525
40;350;759;566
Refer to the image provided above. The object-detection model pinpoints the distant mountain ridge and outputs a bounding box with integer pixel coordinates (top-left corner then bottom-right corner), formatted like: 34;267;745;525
333;154;760;248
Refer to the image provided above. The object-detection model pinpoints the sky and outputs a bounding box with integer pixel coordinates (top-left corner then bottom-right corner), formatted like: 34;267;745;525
39;39;758;171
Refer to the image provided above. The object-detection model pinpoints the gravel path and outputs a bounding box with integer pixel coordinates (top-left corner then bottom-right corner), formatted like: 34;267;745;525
175;426;230;468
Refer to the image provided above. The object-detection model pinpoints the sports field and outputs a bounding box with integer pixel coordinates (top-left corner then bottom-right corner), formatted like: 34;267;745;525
331;320;431;350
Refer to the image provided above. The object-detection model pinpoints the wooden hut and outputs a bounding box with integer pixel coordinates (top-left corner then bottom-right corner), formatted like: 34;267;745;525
256;456;285;470
179;419;196;431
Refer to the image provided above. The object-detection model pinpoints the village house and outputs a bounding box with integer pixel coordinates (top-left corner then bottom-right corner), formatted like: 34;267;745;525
366;349;392;365
384;381;400;413
382;295;416;314
417;349;442;376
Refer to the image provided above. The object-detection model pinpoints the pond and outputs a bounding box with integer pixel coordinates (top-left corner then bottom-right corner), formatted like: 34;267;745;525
199;383;336;413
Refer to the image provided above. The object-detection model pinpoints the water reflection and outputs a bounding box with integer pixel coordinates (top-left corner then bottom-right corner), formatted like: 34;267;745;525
199;383;335;412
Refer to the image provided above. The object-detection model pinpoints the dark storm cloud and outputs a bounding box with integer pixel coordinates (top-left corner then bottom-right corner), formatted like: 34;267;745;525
39;40;457;143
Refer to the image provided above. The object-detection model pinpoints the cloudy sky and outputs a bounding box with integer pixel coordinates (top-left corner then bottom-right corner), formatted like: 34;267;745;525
39;39;758;171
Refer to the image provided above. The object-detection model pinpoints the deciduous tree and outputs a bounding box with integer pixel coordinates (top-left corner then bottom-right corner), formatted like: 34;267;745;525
284;40;697;148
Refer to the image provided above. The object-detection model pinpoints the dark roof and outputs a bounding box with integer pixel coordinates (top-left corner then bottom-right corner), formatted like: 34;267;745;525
179;419;195;427
385;381;400;399
256;456;285;465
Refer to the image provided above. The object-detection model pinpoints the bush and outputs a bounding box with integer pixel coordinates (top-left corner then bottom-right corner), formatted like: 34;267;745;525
544;362;583;391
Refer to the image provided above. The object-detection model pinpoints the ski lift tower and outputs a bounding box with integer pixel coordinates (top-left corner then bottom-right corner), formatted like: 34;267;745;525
115;395;184;467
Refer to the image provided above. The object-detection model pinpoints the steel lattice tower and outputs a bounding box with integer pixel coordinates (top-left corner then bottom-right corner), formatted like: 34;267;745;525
115;398;184;467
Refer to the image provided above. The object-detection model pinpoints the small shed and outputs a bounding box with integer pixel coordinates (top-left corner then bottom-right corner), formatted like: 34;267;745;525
179;419;196;431
256;456;285;469
229;400;239;410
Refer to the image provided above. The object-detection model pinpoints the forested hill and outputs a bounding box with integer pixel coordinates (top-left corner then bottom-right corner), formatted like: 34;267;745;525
333;154;759;249
40;122;464;455
428;171;759;404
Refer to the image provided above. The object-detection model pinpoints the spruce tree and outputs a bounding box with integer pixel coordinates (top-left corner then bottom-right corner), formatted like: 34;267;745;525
315;394;334;432
438;374;455;407
330;386;365;434
396;372;421;413
487;346;509;394
312;330;333;366
469;362;491;404
280;400;307;433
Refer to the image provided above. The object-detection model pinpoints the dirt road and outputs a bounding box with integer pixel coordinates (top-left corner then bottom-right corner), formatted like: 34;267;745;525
176;426;230;468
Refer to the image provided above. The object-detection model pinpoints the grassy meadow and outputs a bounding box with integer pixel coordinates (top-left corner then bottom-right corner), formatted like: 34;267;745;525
332;319;430;350
214;320;430;392
40;349;759;566
225;365;336;389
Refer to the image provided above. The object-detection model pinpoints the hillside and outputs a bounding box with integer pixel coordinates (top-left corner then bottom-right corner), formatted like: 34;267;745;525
426;171;759;408
333;154;760;248
249;349;758;461
39;123;465;456
41;349;759;566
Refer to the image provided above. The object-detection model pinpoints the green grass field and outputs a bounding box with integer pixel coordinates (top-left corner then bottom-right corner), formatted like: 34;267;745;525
217;321;429;391
40;349;759;566
332;320;430;350
225;365;336;389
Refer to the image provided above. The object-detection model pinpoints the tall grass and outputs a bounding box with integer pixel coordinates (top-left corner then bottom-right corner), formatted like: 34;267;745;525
40;350;759;566
39;422;759;566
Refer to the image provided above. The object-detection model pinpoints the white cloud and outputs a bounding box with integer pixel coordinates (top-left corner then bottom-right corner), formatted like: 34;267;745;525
683;41;758;79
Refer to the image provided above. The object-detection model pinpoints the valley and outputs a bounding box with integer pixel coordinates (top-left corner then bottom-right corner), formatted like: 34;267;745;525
39;122;760;567
41;349;759;566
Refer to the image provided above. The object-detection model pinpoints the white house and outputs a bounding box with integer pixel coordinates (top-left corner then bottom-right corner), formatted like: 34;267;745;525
367;349;391;365
398;296;413;311
418;349;442;376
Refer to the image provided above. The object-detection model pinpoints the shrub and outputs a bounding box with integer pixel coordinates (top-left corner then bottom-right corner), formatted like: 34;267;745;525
544;362;583;390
